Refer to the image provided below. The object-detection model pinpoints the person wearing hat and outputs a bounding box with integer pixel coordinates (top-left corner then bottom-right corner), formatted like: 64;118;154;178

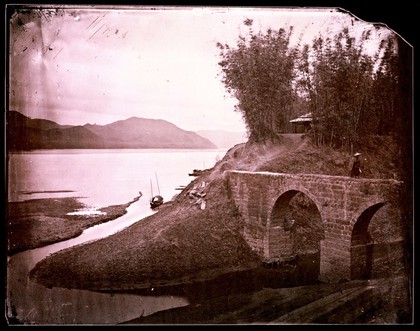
350;152;362;178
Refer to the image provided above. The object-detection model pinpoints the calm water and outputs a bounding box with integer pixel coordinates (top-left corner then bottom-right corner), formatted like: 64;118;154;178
8;148;227;207
6;148;227;324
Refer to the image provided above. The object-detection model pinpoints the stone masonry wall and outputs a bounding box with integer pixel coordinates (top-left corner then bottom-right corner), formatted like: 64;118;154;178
227;170;403;282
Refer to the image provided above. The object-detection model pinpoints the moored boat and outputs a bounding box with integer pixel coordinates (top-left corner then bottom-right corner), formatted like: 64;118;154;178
150;195;164;209
150;173;164;209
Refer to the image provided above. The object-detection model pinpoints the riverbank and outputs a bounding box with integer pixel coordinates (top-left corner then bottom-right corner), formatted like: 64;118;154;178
17;134;412;323
122;275;411;324
29;175;263;291
7;194;142;255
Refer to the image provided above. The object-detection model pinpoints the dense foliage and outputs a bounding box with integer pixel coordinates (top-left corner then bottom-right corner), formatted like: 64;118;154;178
217;20;299;142
217;20;405;153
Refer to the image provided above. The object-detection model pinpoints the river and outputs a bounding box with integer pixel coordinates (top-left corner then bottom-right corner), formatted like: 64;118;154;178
6;148;227;324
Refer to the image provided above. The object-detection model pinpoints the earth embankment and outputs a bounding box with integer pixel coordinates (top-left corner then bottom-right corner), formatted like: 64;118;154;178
25;133;411;324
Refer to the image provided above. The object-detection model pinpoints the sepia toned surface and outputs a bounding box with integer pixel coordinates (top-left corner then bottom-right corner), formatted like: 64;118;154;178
5;4;413;325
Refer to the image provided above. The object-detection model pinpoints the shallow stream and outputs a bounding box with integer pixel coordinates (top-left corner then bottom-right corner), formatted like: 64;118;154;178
6;198;190;324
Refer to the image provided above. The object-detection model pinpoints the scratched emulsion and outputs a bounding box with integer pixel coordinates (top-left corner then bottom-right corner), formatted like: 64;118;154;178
7;8;190;324
10;9;58;121
9;8;131;124
8;7;130;202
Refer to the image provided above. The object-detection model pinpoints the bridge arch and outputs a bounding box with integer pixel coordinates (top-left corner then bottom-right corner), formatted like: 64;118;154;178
350;202;386;279
268;185;324;225
350;196;390;228
267;189;324;262
226;170;403;282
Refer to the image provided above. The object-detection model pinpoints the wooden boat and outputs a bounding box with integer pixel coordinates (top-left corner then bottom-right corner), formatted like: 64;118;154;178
150;195;164;209
150;173;164;209
188;169;204;176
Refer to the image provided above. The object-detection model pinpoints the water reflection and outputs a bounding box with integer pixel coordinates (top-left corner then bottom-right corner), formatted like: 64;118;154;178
7;149;228;324
6;199;190;324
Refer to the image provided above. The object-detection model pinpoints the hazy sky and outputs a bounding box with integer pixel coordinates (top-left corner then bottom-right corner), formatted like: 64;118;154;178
9;6;391;132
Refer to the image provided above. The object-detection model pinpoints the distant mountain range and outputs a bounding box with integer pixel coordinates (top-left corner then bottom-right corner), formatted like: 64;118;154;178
196;130;247;148
6;111;218;150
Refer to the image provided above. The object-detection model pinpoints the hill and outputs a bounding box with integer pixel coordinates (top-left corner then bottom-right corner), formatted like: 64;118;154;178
84;117;216;149
195;130;247;148
28;133;411;323
6;111;216;150
6;111;104;150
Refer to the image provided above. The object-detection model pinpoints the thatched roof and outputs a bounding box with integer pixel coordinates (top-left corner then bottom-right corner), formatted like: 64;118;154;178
289;112;312;123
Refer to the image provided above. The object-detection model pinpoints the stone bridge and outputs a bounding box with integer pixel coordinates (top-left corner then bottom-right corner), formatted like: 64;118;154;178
226;170;404;282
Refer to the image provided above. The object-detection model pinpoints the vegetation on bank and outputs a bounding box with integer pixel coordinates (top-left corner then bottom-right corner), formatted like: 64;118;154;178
217;19;410;156
215;18;412;300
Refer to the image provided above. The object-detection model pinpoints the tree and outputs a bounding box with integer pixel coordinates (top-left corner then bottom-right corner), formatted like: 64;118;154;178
218;22;402;152
217;19;298;142
297;27;378;151
371;35;400;136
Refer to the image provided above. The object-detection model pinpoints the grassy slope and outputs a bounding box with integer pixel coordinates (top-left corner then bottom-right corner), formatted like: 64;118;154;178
29;177;261;290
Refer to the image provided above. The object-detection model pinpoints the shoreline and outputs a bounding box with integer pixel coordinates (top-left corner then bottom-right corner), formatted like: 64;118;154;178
7;193;143;256
8;137;412;324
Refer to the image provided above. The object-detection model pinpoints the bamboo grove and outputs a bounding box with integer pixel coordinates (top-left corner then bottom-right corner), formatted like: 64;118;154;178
216;19;406;153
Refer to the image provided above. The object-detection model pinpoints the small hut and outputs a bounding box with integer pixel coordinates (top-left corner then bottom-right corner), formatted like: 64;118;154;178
289;112;312;133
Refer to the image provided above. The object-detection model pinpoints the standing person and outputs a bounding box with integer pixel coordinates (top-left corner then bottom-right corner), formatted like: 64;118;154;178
350;152;362;178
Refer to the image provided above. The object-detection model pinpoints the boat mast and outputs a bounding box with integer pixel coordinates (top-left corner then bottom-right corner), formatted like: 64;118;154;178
150;179;154;200
155;172;161;196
